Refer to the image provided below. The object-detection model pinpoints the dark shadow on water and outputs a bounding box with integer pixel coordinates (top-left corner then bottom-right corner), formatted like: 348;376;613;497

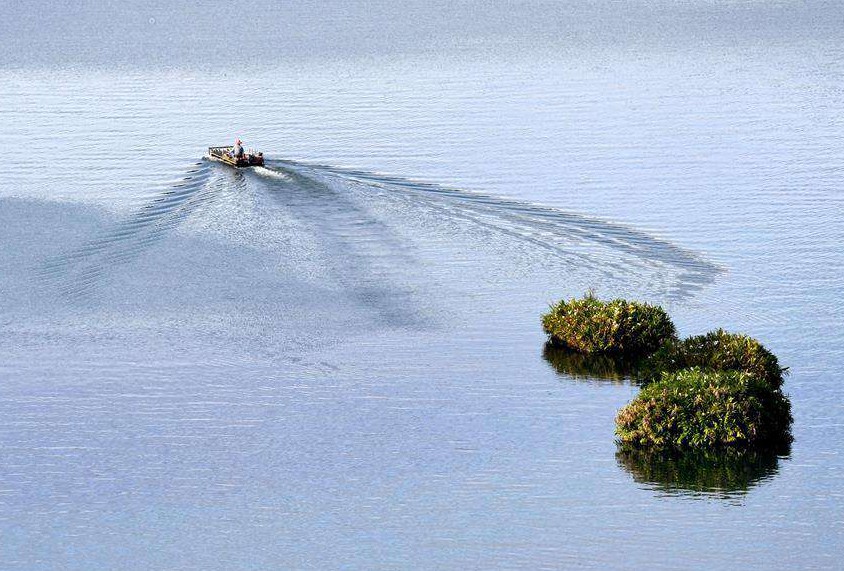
616;445;789;500
542;342;644;383
37;161;222;299
250;164;423;330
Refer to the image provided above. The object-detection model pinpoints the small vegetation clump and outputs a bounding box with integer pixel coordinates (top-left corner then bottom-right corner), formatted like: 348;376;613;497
539;294;794;454
616;368;792;451
639;329;785;389
541;293;676;356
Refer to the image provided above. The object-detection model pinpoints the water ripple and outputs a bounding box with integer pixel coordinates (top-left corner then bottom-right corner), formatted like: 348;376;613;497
37;162;218;298
268;159;722;300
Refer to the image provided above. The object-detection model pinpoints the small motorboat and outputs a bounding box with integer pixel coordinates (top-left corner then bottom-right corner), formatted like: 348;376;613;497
207;145;264;167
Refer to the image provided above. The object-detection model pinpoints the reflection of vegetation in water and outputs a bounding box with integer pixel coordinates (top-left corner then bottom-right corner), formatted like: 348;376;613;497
542;342;643;382
616;444;789;498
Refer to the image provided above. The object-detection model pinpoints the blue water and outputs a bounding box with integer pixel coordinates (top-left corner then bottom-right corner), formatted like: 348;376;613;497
1;1;843;568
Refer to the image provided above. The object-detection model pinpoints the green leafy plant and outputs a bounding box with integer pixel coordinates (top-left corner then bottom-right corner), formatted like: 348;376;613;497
616;368;792;451
541;293;676;356
639;329;785;389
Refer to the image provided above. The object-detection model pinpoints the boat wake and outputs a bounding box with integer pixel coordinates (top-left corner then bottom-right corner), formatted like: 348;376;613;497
37;157;720;306
264;159;721;301
253;161;423;328
38;162;220;298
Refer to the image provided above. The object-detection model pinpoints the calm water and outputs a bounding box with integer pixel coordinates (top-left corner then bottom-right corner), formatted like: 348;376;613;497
1;1;843;569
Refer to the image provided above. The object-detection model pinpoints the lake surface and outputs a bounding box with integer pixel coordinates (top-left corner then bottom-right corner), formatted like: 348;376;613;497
1;1;843;568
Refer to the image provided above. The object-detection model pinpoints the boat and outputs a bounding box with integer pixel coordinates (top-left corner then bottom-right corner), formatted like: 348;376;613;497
207;145;264;167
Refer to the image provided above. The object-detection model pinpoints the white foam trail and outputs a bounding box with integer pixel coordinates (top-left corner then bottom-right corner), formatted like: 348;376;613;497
252;166;291;181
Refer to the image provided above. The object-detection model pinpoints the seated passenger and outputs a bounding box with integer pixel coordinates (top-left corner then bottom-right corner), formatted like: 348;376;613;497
233;139;244;158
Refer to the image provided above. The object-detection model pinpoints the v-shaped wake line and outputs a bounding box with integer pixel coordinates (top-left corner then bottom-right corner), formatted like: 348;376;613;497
37;156;722;303
266;159;722;300
38;162;227;298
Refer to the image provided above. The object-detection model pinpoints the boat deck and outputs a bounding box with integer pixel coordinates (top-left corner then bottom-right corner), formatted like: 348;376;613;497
207;146;264;167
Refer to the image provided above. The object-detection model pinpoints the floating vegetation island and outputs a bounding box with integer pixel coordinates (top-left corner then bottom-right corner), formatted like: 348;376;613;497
541;294;793;453
638;329;785;389
541;293;676;356
616;368;792;450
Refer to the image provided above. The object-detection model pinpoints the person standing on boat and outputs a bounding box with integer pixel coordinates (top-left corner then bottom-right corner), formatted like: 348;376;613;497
233;138;244;158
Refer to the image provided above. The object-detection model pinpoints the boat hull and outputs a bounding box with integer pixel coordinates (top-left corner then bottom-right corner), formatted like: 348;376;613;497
207;146;264;167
